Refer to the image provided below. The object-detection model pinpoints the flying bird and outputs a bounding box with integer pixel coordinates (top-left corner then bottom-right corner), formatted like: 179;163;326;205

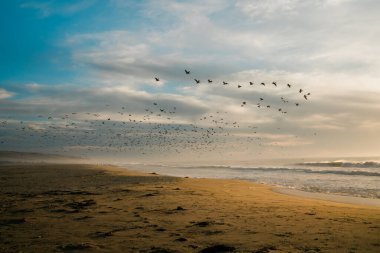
299;89;303;93
208;79;213;83
154;77;160;82
223;81;228;85
249;82;254;85
261;82;265;86
185;69;190;74
238;85;242;88
272;82;277;87
194;79;200;84
304;95;308;100
287;83;291;88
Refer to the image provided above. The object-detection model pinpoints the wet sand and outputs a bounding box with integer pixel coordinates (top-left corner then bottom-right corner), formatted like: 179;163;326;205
0;163;379;253
274;188;380;208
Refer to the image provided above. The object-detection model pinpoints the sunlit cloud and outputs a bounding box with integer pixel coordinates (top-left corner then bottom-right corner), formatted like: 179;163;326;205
0;88;14;100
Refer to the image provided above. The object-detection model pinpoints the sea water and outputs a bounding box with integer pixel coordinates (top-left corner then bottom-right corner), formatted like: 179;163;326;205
122;157;380;200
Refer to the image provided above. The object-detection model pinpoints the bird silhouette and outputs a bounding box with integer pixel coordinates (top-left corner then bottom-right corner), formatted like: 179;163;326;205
238;85;242;88
299;89;303;93
287;83;291;88
223;81;228;85
261;82;265;86
154;77;160;81
249;82;254;85
272;82;277;87
185;69;190;74
208;79;213;83
194;79;200;84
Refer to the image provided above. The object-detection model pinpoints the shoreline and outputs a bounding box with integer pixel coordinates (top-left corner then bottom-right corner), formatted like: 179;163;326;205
114;164;380;209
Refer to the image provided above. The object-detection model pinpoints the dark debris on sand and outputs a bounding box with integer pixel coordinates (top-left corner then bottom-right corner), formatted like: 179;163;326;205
91;231;114;238
174;237;187;242
192;221;212;227
198;244;236;253
65;199;96;210
202;230;224;235
73;215;93;221
57;243;92;251
90;227;126;238
146;247;179;253
0;218;26;226
42;190;97;196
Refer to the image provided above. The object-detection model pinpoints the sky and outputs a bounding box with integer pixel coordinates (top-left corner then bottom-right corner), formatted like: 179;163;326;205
1;0;380;163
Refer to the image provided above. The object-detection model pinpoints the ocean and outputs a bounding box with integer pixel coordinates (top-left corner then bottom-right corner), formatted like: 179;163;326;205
121;157;380;200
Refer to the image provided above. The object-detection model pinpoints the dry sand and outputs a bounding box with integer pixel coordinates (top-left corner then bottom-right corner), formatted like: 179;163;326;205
0;163;379;253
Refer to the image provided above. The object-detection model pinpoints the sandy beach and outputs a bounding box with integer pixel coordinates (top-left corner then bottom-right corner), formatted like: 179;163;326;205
2;1;380;252
1;163;379;253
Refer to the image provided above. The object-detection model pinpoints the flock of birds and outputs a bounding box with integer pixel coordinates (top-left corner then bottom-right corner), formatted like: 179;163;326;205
155;69;311;115
0;68;313;158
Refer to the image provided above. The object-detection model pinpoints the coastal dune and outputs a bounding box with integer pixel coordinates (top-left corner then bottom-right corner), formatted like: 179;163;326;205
0;163;379;253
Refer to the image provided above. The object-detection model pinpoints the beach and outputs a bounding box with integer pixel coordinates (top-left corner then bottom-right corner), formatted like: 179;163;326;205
1;163;379;253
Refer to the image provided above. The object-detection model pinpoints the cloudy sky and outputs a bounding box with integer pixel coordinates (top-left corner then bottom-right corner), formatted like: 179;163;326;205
1;0;379;162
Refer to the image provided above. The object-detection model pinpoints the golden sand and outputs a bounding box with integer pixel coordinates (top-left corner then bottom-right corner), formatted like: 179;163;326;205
0;163;379;253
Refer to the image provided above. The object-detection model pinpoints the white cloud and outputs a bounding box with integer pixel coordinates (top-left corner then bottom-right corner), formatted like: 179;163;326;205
65;0;380;95
0;88;14;99
235;0;301;20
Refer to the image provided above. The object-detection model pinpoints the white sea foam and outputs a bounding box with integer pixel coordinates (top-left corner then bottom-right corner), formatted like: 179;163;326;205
121;158;380;199
297;160;380;168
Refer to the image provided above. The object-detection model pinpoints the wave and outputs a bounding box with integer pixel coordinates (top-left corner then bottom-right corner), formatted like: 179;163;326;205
123;163;380;177
170;165;380;177
297;161;380;168
228;167;380;177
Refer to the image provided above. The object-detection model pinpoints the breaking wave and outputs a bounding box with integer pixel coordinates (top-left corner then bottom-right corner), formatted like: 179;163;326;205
296;161;380;168
169;164;380;177
229;167;380;177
